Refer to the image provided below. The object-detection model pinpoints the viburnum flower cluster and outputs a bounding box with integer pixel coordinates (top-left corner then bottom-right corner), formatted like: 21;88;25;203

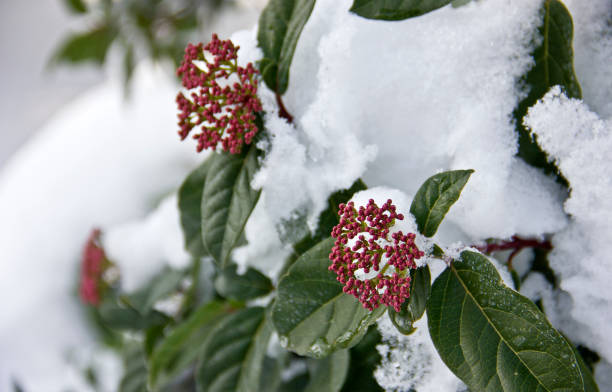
176;34;262;154
79;229;110;306
329;199;424;312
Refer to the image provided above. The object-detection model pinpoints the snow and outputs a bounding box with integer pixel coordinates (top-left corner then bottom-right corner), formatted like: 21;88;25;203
103;194;192;292
0;64;199;391
248;0;568;243
375;314;463;392
1;0;611;389
524;87;612;377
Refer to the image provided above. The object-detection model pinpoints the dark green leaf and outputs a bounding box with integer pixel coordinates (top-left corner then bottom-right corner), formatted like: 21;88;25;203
215;264;274;301
148;301;229;388
178;157;213;258
427;251;585;391
196;307;272;392
257;0;316;94
128;267;185;314
98;299;167;331
258;354;286;392
389;265;431;335
410;170;473;237
341;326;384;392
272;238;385;358
350;0;453;20
63;0;88;14
305;350;350;392
283;179;367;276
278;372;310;392
52;26;116;65
515;0;581;181
563;336;600;392
201;145;261;268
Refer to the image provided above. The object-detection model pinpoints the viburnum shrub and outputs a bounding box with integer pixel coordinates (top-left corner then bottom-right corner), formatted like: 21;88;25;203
77;1;603;391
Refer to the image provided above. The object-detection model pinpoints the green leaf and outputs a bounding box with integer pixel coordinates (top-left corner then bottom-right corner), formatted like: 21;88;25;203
272;238;385;358
201;145;261;268
215;264;274;301
128;267;185;314
63;0;88;14
195;307;272;392
389;265;431;335
178;157;213;258
563;336;600;392
410;170;473;237
282;179;368;276
515;0;581;181
148;301;229;388
305;350;350;392
257;0;316;94
52;26;116;65
427;251;585;391
119;345;148;392
98;299;168;331
350;0;453;20
341;326;384;392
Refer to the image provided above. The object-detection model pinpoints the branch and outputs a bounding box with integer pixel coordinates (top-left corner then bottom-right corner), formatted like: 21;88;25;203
275;92;293;123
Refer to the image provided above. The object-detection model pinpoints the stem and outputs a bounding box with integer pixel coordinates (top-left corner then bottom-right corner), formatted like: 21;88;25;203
474;235;552;270
275;92;294;123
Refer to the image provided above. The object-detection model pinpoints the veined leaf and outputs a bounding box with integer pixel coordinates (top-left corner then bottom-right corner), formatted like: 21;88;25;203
119;344;148;392
389;264;431;335
258;0;316;94
178;157;213;258
214;264;274;301
428;251;586;391
201;145;261;268
195;307;272;392
515;0;581;180
350;0;453;20
305;350;350;392
410;170;473;237
148;301;229;388
272;238;385;358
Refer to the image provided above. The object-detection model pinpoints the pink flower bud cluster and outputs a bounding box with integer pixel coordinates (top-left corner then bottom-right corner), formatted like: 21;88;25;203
79;229;107;306
329;199;424;312
176;34;262;154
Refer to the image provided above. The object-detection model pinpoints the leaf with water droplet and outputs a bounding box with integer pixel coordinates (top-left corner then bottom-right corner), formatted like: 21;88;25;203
427;251;590;391
272;238;385;358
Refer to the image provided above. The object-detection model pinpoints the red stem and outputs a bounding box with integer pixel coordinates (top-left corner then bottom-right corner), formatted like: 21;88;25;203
474;235;552;269
275;92;293;123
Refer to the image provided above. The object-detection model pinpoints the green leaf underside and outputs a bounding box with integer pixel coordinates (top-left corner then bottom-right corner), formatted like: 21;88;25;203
305;350;350;392
53;26;116;65
272;238;385;358
389;265;431;335
148;301;228;388
427;251;584;391
410;170;473;237
258;0;316;94
196;307;272;392
515;0;581;180
215;264;274;301
178;157;213;258
201;146;261;268
350;0;453;20
341;326;384;392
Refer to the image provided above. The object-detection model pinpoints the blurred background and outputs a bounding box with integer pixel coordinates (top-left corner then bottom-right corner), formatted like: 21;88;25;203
0;0;266;168
0;1;265;390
